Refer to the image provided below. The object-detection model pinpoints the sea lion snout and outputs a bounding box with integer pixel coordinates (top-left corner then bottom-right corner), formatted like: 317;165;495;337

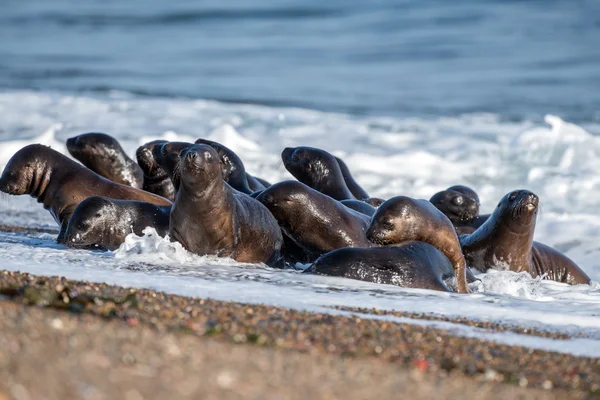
66;136;79;151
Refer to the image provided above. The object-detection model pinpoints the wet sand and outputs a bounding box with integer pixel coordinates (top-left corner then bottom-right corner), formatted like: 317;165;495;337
1;270;598;399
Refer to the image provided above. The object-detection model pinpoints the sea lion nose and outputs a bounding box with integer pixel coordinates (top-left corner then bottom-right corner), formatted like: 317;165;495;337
186;151;198;162
281;147;293;160
528;193;539;205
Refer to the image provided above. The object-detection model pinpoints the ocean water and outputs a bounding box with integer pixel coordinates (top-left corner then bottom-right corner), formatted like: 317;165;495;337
1;1;600;355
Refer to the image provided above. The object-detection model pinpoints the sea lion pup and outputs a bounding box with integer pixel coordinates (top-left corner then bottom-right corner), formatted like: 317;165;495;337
255;180;372;263
0;144;172;242
340;199;376;217
430;185;489;235
194;138;265;194
460;190;591;285
366;196;472;294
334;156;370;200
282;146;356;201
169;144;283;266
152;141;193;191
66;132;144;189
135;140;175;201
304;243;463;292
64;196;170;251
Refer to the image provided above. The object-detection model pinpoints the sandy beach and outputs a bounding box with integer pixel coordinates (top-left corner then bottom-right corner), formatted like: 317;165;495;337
1;270;597;400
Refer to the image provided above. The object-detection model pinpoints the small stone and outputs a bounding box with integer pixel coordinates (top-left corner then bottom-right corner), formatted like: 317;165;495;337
50;318;64;330
542;380;553;390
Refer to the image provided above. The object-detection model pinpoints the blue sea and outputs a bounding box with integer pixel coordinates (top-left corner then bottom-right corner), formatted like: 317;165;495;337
1;0;599;123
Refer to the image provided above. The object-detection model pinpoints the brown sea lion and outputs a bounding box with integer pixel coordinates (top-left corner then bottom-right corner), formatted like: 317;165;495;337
459;190;590;285
169;144;283;266
152;141;193;191
66;132;144;188
430;185;489;235
0;144;172;242
194;138;264;194
255;180;372;263
64;196;170;251
304;242;470;292
135;140;175;201
366;196;472;294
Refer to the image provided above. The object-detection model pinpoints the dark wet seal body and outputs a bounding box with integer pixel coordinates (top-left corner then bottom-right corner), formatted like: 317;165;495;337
334;156;370;200
304;242;463;292
340;199;377;217
430;185;489;235
194;138;266;194
136;140;176;201
366;196;472;293
282;146;356;201
152;142;193;191
0;145;172;242
66;132;144;189
64;196;170;251
255;180;372;264
169;144;283;266
460;190;591;285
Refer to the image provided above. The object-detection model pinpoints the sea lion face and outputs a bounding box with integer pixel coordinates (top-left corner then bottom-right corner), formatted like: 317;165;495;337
66;133;121;161
0;144;46;195
282;146;339;188
179;144;222;187
255;181;308;231
153;142;192;178
495;190;539;233
367;197;427;245
195;139;239;181
430;187;479;223
64;197;117;250
136;140;168;177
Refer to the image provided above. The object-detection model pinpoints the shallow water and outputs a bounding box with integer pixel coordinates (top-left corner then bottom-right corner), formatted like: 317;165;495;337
1;91;600;356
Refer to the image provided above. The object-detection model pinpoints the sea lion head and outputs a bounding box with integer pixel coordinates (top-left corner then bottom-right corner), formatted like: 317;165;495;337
63;196;118;251
66;132;122;161
255;181;312;231
179;144;222;188
152;142;192;179
136;140;168;178
494;189;539;233
282;146;342;189
367;196;441;245
430;185;480;223
0;144;52;196
195;139;245;183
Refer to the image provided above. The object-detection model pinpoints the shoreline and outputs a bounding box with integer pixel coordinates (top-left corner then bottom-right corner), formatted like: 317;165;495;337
1;270;598;399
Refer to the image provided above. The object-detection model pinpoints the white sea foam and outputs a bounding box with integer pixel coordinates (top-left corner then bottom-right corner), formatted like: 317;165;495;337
1;90;600;355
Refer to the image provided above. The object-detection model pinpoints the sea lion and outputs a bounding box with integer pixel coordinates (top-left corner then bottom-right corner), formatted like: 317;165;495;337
169;144;283;266
0;144;172;242
282;146;356;201
66;133;144;189
255;180;372;263
430;185;489;235
334;156;370;200
135;140;175;201
194;138;263;194
340;199;376;217
64;196;170;251
304;242;467;292
366;196;472;294
152;141;193;191
253;177;271;189
459;190;591;284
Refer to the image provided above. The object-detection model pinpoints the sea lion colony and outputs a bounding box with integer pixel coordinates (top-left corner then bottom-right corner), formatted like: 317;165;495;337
0;133;591;293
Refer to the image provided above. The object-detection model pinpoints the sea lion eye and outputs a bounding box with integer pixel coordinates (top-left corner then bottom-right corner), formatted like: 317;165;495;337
452;196;464;206
382;220;394;230
509;191;519;201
